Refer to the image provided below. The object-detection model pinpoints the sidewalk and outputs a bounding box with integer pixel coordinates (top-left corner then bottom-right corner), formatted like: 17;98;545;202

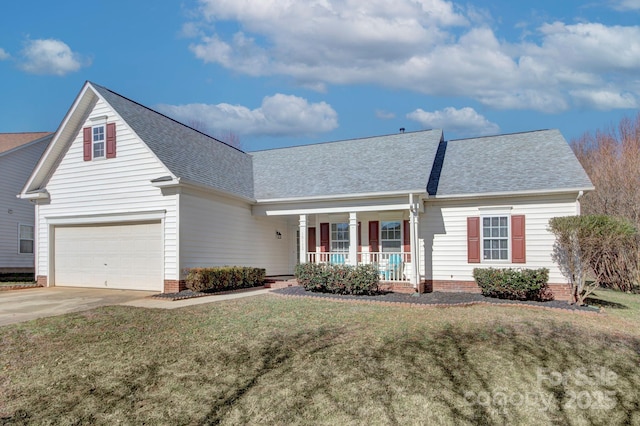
119;288;272;309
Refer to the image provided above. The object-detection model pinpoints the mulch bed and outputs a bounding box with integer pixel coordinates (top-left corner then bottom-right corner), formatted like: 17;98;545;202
272;286;601;313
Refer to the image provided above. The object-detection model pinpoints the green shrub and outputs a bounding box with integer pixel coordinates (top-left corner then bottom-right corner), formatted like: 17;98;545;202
184;266;266;293
295;263;380;295
473;267;552;301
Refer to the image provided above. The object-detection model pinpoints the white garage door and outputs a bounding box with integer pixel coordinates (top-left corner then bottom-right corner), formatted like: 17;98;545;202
54;222;163;291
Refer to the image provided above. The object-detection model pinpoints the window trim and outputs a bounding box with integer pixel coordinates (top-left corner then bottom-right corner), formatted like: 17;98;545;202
480;215;510;262
18;223;34;255
92;124;106;160
380;220;402;253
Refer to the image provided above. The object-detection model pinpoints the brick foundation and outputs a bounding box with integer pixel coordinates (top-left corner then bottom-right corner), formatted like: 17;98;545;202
163;279;187;293
379;282;417;294
36;275;48;287
424;279;573;301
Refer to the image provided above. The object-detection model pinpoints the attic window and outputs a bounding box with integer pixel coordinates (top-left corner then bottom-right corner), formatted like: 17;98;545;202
83;123;116;161
93;125;105;158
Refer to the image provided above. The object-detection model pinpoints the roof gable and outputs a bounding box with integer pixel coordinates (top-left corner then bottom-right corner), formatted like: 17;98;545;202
22;82;254;200
250;130;443;200
89;84;254;199
433;129;594;197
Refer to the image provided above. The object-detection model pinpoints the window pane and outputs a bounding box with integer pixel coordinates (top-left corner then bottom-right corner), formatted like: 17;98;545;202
20;240;34;254
483;218;490;227
20;225;34;239
500;217;507;227
491;217;499;226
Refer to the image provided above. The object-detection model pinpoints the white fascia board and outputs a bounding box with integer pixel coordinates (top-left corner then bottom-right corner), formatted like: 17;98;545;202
19;190;50;201
255;189;427;204
254;203;416;217
151;177;255;204
46;210;166;225
428;187;595;201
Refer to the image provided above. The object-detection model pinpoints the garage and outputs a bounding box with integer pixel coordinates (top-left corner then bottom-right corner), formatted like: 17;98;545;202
53;221;163;291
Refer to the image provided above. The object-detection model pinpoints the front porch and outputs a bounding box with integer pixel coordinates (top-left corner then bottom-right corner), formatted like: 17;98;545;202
291;194;424;289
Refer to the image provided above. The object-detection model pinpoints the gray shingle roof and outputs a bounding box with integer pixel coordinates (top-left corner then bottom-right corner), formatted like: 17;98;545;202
432;129;593;197
250;130;443;200
89;83;592;202
91;83;254;199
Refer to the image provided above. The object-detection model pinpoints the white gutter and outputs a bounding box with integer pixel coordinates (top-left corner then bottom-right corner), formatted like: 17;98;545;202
428;186;595;201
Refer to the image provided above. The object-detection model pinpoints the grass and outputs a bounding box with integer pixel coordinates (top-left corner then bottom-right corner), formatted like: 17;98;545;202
1;289;639;425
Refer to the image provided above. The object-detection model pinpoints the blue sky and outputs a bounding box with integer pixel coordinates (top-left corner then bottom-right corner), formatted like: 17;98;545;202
1;0;639;151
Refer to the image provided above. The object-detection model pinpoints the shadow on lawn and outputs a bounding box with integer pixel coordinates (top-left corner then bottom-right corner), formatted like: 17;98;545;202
3;315;640;425
584;297;628;310
197;323;640;425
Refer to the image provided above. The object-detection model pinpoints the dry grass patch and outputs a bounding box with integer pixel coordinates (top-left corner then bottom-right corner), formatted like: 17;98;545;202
1;291;639;425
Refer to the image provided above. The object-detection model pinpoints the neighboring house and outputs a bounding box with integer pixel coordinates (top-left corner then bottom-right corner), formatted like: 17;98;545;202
20;82;594;299
0;132;51;273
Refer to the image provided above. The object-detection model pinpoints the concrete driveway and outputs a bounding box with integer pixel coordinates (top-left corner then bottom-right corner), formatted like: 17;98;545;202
0;287;156;326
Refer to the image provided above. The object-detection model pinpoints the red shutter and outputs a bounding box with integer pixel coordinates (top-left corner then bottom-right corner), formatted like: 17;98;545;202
369;221;379;253
307;227;316;263
106;122;116;158
307;227;316;252
83;127;92;161
467;217;481;263
511;215;526;263
357;222;362;262
320;223;330;252
403;220;411;261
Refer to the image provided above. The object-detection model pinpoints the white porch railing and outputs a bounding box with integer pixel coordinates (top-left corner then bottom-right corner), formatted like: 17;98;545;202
305;252;411;282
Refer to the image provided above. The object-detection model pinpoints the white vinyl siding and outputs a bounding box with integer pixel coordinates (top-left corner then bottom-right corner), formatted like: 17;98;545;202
0;140;48;269
180;191;290;275
422;194;580;284
36;97;178;282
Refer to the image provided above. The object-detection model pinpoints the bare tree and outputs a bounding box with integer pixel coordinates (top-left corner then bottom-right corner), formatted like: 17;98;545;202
185;120;242;150
571;113;640;227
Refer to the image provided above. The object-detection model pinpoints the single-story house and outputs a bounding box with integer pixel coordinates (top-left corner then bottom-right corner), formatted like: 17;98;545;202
0;132;51;273
20;82;594;299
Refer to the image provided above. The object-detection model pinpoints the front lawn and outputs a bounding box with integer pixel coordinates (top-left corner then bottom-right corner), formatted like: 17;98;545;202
1;290;639;425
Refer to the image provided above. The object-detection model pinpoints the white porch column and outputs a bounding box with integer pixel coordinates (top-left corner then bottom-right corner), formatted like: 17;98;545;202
409;195;420;287
299;214;308;264
349;212;358;266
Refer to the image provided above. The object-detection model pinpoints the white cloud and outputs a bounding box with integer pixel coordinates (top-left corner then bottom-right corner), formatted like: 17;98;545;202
610;0;640;11
186;0;640;112
375;109;395;120
0;48;9;60
407;107;499;136
19;39;88;76
570;89;637;110
156;94;338;137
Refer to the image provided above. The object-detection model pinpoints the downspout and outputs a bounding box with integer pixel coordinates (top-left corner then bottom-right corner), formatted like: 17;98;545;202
409;194;419;289
576;190;584;215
